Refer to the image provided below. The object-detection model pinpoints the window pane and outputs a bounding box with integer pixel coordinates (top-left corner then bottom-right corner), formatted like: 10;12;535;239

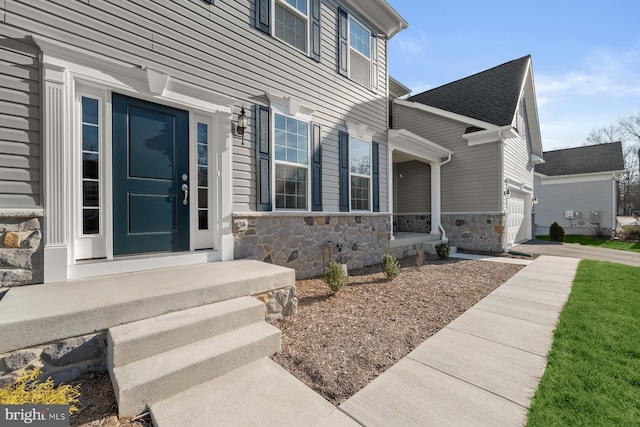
274;114;308;166
349;17;370;58
82;97;99;125
350;51;371;88
350;138;370;174
198;166;208;187
198;188;208;209
82;153;99;180
197;123;208;145
82;124;99;152
283;0;307;14
198;144;208;166
83;209;99;235
351;176;370;211
198;210;208;230
275;2;307;52
83;181;99;207
275;164;307;209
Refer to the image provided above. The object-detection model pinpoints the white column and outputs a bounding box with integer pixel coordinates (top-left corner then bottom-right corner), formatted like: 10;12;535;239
430;161;441;236
388;147;394;240
219;111;234;261
42;63;69;283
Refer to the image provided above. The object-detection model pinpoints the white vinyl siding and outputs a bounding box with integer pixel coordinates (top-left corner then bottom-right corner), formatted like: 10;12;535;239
394;161;430;213
0;0;389;214
0;37;40;208
504;102;534;189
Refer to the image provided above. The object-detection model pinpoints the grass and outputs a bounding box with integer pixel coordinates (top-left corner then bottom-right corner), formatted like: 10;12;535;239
527;260;640;426
536;234;640;253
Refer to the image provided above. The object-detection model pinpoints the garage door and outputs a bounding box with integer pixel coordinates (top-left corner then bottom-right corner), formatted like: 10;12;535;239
507;191;528;245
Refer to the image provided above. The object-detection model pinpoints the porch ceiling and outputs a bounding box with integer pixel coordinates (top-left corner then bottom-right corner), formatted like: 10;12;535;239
389;129;454;164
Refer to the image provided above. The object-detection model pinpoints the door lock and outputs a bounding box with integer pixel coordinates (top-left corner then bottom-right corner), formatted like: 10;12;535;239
181;184;189;205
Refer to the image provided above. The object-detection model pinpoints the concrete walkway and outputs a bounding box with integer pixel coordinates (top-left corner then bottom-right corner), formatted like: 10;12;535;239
337;255;579;426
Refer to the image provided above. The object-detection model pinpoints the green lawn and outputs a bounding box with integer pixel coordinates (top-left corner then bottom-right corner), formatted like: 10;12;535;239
536;234;640;253
527;260;640;426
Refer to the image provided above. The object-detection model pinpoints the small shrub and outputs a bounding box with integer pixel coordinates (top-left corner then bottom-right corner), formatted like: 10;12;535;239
0;367;81;414
416;249;425;268
434;241;450;260
549;222;565;242
382;253;400;280
592;225;609;239
323;261;347;294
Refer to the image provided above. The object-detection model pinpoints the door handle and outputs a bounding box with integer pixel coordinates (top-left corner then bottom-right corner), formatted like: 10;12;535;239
182;184;189;205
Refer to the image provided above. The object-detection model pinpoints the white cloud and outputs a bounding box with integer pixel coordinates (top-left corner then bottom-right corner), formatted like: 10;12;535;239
393;32;428;56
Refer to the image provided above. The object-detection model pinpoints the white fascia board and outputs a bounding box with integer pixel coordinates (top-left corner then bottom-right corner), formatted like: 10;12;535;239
394;98;498;131
389;76;411;98
389;128;453;163
538;171;626;185
346;0;408;38
531;154;545;165
464;125;517;146
521;59;544;158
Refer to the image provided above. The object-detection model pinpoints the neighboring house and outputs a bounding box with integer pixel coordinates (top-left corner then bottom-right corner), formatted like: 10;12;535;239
533;142;625;236
0;0;408;285
391;55;544;251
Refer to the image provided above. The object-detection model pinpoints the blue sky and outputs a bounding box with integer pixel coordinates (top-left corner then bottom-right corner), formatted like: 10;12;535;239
387;0;640;150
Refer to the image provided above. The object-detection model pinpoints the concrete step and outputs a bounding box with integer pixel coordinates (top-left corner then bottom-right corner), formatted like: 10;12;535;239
110;321;281;417
108;296;265;368
0;260;294;354
149;357;357;427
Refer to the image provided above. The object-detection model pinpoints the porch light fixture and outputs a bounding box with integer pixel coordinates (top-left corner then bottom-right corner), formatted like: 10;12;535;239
532;196;539;205
504;188;511;199
236;106;248;135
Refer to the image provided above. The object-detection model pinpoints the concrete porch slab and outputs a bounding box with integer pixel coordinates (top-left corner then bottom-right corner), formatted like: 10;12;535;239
0;260;294;353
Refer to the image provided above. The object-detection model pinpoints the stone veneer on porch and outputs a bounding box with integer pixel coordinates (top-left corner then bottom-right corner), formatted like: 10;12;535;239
233;213;391;279
0;212;43;287
442;213;506;252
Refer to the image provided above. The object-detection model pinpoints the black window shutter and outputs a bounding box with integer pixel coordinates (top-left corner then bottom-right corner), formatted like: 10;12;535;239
339;131;349;212
370;34;379;93
310;0;321;62
372;142;380;212
256;105;272;211
256;0;271;34
337;8;348;77
311;123;322;211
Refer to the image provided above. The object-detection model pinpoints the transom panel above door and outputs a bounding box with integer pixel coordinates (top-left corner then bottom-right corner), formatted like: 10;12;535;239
112;94;190;255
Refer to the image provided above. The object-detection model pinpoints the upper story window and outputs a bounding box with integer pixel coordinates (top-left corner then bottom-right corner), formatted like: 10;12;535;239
256;0;321;61
275;0;308;52
348;17;371;88
274;113;310;210
338;8;377;92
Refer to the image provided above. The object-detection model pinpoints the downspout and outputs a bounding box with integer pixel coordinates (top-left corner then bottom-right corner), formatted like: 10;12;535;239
498;130;507;251
437;153;453;242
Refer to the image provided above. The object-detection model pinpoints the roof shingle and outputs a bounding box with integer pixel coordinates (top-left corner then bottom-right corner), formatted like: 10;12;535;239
407;55;531;127
535;142;625;176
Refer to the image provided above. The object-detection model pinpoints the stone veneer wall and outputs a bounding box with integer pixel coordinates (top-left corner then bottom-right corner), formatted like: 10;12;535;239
442;213;506;252
395;214;431;233
233;214;391;279
0;332;107;387
0;212;43;286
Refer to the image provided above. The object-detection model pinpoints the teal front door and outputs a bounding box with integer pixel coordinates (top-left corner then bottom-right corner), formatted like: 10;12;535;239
112;93;190;255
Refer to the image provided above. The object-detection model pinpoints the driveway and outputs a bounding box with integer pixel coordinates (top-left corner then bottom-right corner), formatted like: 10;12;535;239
512;240;640;268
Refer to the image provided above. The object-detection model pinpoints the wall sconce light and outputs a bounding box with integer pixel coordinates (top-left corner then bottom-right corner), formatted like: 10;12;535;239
236;106;248;136
532;196;539;205
504;187;511;199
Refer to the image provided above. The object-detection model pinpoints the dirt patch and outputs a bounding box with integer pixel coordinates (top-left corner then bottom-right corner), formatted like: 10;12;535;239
68;254;523;423
270;255;523;405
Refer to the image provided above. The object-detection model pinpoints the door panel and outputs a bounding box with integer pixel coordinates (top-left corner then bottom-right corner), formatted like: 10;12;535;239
112;93;189;255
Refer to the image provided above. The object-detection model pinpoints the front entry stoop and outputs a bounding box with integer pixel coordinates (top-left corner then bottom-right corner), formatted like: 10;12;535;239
108;297;281;417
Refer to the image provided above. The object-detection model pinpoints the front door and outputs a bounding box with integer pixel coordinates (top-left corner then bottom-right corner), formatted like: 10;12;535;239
112;93;190;255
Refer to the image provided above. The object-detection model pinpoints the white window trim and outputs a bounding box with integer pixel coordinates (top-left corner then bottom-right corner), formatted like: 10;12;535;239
273;0;311;55
349;136;372;212
347;14;372;87
271;104;312;211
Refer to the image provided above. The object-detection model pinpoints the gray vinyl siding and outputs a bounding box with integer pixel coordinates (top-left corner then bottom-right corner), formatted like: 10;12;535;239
534;175;616;234
394;161;430;213
0;33;40;208
504;103;534;188
394;105;500;212
1;0;389;213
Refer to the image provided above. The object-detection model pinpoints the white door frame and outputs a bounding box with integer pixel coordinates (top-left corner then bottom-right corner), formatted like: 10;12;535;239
35;36;235;282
